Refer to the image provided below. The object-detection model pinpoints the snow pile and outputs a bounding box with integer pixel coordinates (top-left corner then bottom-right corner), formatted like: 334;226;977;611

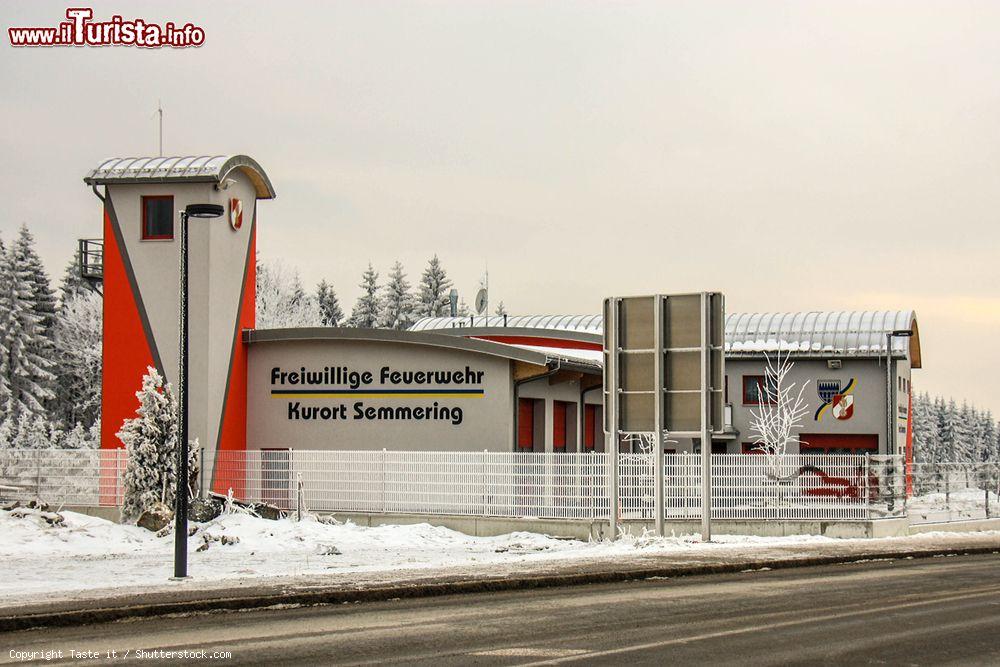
0;507;847;600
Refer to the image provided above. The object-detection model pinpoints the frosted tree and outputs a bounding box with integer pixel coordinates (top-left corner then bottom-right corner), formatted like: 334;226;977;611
912;393;942;463
52;291;102;429
0;232;56;420
747;352;810;477
495;301;508;317
315;280;344;326
8;413;61;449
255;259;322;328
457;298;470;317
348;263;381;328
379;261;416;330
58;256;91;305
118;367;198;523
17;225;57;336
415;255;453;317
979;411;996;462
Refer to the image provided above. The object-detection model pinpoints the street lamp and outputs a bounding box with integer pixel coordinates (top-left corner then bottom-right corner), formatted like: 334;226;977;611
175;203;225;579
885;329;914;457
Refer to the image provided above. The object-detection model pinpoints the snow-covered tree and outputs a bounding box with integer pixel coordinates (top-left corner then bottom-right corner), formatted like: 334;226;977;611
255;259;322;329
7;412;62;449
457;298;470;317
747;352;809;474
16;226;57;337
415;255;453;318
0;231;56;420
379;261;416;330
495;301;508;317
58;256;91;305
912;393;942;463
315;280;344;326
52;291;102;429
348;263;381;328
117;367;197;522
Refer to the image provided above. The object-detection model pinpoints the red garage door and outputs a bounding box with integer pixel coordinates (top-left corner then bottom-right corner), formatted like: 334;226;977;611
799;434;878;455
518;398;535;450
553;401;569;451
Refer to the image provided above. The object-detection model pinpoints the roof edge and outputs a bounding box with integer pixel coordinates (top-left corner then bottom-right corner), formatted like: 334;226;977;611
242;327;601;375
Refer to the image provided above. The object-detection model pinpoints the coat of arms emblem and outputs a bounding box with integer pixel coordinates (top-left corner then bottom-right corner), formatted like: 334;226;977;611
229;197;243;230
815;378;856;421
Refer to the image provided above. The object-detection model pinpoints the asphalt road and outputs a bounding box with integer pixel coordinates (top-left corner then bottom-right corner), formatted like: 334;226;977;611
3;554;999;666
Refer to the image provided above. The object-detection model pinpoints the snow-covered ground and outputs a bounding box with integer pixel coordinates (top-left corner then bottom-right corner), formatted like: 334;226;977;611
908;487;999;523
0;506;995;605
0;506;833;601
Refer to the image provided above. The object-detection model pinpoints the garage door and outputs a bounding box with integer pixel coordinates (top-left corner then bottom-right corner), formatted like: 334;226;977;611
798;433;878;455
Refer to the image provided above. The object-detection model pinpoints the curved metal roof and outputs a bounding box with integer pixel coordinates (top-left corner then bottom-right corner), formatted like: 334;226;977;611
410;310;921;367
84;155;276;199
410;314;604;334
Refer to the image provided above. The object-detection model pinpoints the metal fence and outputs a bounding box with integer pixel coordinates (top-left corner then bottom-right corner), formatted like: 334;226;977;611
907;462;1000;524
212;450;609;520
0;448;126;507
0;448;957;524
617;453;906;521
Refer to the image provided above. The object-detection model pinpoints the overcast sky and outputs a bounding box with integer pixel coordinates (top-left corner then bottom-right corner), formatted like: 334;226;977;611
2;1;998;411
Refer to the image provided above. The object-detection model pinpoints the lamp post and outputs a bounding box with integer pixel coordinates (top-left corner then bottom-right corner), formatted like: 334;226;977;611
175;203;225;579
884;329;914;457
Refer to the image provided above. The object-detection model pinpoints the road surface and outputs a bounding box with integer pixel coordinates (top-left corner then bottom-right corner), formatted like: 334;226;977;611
3;554;999;665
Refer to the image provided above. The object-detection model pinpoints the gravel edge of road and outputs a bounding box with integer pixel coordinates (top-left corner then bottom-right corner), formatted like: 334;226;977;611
2;542;998;633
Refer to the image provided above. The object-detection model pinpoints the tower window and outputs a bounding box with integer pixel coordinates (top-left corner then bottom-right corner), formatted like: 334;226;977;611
141;195;174;240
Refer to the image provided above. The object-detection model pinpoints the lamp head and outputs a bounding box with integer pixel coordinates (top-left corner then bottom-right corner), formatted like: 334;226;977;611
184;203;225;219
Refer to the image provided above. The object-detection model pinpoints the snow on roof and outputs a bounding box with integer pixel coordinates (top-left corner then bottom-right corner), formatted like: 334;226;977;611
84;155;276;199
411;310;922;367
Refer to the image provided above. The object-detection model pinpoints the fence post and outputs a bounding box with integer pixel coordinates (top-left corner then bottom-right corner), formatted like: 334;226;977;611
381;448;386;514
482;450;488;517
199;447;205;500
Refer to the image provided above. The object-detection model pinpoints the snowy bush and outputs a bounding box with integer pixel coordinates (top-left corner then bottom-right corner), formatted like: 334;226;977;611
118;367;197;523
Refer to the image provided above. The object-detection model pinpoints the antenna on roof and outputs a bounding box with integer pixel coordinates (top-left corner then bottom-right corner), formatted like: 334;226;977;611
154;100;163;156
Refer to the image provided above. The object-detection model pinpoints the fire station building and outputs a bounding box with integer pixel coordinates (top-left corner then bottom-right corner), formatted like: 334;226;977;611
83;154;921;493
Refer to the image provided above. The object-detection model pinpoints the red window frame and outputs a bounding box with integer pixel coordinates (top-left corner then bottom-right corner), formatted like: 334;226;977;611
742;375;776;405
141;195;174;240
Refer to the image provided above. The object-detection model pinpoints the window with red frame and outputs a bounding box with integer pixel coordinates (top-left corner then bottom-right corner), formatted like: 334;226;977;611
141;195;174;240
553;401;570;451
742;375;777;405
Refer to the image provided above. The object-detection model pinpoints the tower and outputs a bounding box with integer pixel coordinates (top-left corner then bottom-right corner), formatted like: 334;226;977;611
84;155;274;492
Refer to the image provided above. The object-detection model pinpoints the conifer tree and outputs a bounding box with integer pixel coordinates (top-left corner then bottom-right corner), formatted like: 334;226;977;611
495;301;508;317
379;261;416;330
416;255;453;318
315;280;344;326
58;256;91;305
52;291;102;428
0;232;55;420
17;225;57;336
348;263;381;328
117;367;197;522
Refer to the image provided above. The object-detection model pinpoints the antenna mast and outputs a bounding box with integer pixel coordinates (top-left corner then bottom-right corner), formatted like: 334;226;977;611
157;100;163;156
